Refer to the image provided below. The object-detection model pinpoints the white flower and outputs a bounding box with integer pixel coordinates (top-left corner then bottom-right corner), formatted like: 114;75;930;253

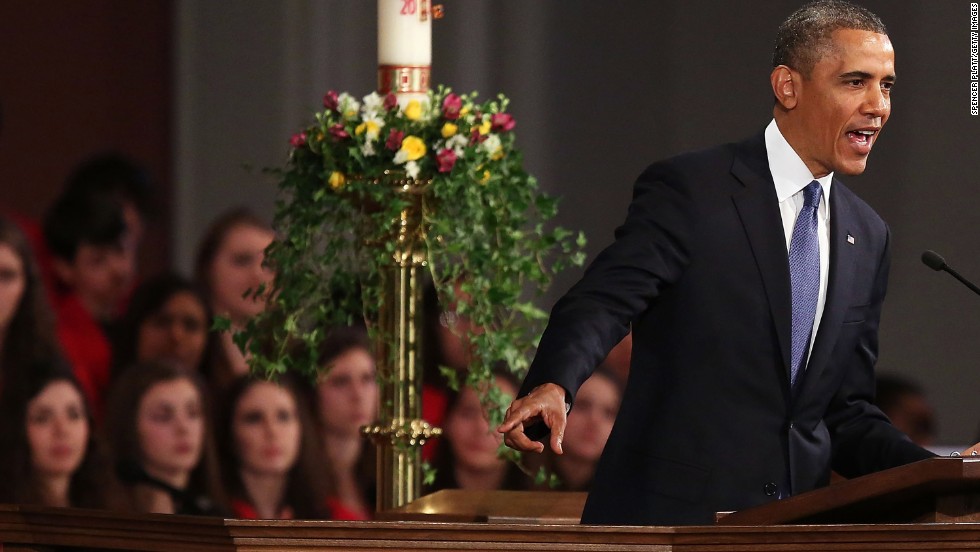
405;160;420;179
361;141;376;157
446;134;468;156
363;115;385;141
361;92;383;117
393;149;408;164
338;93;360;120
481;134;502;156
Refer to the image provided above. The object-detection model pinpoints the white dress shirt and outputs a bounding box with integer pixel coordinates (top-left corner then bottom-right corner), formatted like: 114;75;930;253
764;119;831;369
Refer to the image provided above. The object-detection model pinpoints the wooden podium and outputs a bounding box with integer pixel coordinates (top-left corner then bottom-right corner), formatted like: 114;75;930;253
4;458;980;551
719;456;980;525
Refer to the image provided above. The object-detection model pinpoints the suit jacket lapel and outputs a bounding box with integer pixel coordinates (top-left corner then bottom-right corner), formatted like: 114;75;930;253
730;134;793;383
798;181;857;393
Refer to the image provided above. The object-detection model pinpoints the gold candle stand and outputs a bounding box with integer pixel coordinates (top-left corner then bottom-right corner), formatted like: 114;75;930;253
362;176;440;511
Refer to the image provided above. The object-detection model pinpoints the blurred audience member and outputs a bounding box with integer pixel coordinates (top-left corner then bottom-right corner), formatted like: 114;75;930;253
428;371;527;492
104;363;226;515
112;273;215;380
0;364;122;509
421;280;479;461
531;367;623;491
43;187;132;419
0;217;62;394
876;373;937;447
315;326;377;520
218;376;331;519
194;209;274;390
61;154;154;273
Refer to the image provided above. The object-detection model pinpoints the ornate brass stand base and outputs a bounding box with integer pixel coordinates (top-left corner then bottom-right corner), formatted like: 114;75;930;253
363;177;440;511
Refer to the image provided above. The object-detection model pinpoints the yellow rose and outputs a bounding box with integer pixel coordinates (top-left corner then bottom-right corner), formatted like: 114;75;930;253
479;169;491;184
441;122;458;138
478;119;492;135
355;120;380;137
328;171;346;190
399;136;427;162
404;100;423;121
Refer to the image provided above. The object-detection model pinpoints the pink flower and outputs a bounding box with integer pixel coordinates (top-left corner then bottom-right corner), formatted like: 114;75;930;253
384;93;398;111
323;90;339;111
436;148;457;173
442;93;462;120
289;132;307;148
386;129;405;151
470;127;487;144
329;123;349;141
491;113;515;132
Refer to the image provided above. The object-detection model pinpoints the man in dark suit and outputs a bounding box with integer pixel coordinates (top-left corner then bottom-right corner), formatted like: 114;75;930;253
499;1;975;525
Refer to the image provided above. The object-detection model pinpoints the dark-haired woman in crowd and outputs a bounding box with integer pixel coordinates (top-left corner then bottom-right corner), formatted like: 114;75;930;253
218;376;332;519
104;362;226;515
0;365;122;509
194;209;275;391
0;217;62;394
315;326;377;520
528;367;623;492
428;371;527;492
111;273;215;380
420;280;480;462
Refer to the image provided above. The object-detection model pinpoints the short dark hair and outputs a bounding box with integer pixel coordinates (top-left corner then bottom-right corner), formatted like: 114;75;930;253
42;189;126;261
773;0;887;76
64;153;154;218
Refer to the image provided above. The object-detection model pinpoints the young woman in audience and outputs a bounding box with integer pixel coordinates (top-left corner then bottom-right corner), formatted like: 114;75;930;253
218;375;332;519
0;217;61;394
111;273;215;380
428;370;527;492
314;326;377;520
194;209;275;390
420;280;479;461
104;362;226;515
0;364;121;509
530;367;623;492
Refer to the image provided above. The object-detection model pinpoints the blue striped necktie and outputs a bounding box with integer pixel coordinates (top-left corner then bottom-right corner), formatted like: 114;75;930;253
788;181;821;387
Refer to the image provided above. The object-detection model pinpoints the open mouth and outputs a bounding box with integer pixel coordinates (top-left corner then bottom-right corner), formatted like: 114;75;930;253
846;129;878;152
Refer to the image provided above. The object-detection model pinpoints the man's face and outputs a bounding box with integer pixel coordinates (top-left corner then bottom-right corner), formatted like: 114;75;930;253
55;242;135;320
790;29;895;177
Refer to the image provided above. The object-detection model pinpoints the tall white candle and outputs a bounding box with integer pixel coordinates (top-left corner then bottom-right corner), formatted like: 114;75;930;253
378;0;432;66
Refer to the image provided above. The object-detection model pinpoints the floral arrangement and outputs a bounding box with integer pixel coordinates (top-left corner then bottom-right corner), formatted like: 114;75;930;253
233;85;584;480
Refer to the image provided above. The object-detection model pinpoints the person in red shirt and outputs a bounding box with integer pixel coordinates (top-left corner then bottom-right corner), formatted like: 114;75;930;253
40;154;153;421
314;326;378;521
43;190;134;420
217;375;333;520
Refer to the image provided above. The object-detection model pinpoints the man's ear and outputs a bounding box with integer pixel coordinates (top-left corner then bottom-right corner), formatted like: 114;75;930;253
52;256;77;288
771;65;799;110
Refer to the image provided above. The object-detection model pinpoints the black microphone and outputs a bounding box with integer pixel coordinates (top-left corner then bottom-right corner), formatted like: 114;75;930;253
921;250;980;297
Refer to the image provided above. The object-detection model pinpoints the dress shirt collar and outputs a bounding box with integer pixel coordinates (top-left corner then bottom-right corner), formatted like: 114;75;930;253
765;119;833;203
